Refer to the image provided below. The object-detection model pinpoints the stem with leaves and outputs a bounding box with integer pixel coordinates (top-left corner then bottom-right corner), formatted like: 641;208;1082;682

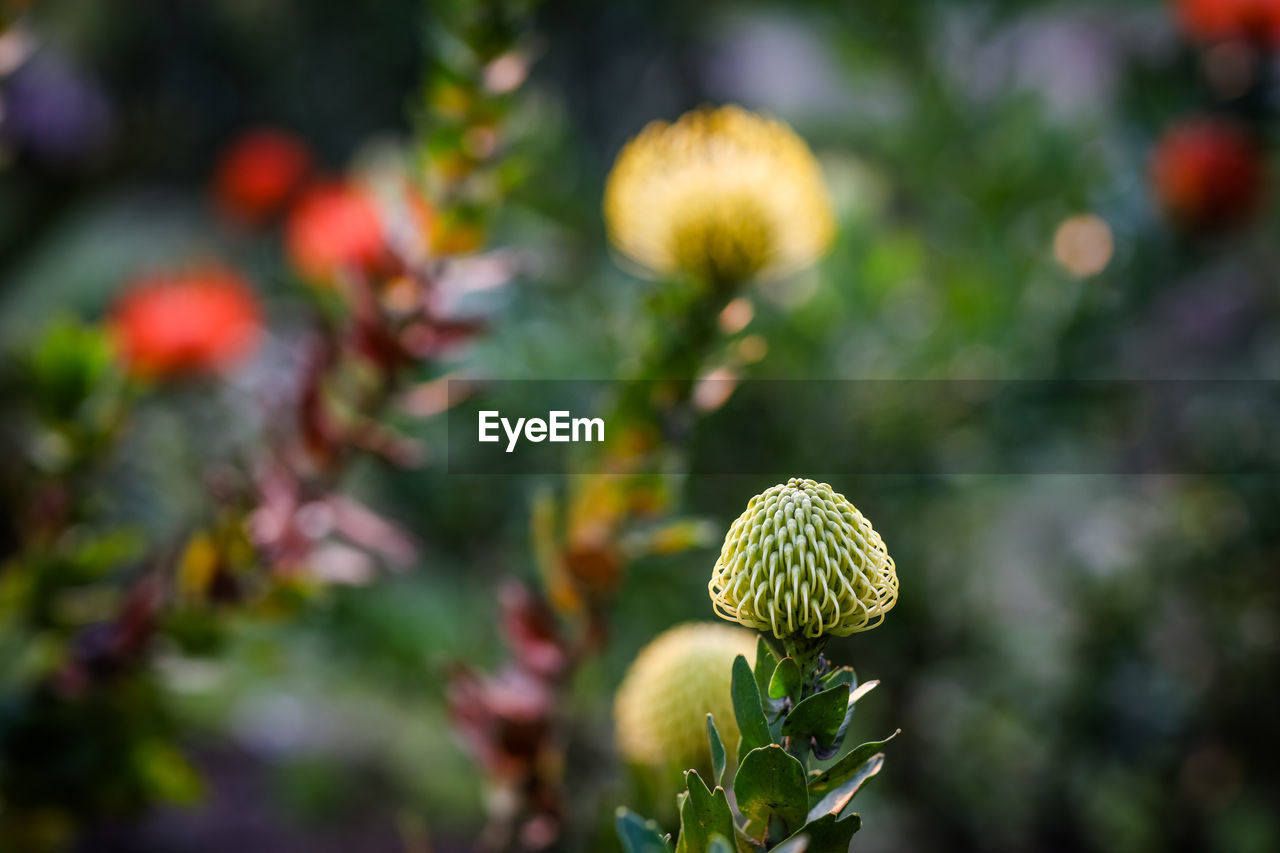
618;633;899;853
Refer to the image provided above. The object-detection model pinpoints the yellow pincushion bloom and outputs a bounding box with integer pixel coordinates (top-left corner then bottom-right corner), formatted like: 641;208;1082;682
603;106;835;283
615;623;756;771
709;478;898;639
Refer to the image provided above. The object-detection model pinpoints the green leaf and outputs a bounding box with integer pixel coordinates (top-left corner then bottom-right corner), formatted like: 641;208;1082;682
806;753;884;823
808;730;900;795
28;318;117;421
732;825;760;853
831;680;880;755
781;813;862;851
69;527;147;580
753;635;779;696
707;836;735;853
676;771;736;853
770;836;810;853
762;655;799;739
753;637;790;735
768;657;802;703
706;714;727;787
734;744;809;839
821;666;856;690
732;655;772;762
782;683;850;758
616;808;673;853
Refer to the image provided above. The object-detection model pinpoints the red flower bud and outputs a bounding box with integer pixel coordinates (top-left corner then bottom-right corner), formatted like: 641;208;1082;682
1176;0;1280;46
212;128;312;225
1150;119;1264;230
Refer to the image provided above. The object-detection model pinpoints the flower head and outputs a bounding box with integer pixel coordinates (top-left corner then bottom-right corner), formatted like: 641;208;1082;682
285;182;387;283
614;623;755;771
111;265;262;378
604;105;835;283
709;478;897;639
1176;0;1280;46
213;128;312;224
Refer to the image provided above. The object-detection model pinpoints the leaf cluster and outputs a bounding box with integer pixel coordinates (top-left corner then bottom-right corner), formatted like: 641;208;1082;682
618;637;898;853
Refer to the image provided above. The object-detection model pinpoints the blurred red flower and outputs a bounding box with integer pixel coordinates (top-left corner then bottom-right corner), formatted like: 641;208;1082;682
111;266;262;378
212;128;312;225
1150;119;1264;230
285;182;387;283
1177;0;1280;46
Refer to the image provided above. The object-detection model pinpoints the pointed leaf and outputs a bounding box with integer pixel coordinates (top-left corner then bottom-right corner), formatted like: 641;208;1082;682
848;680;878;704
734;745;809;838
830;680;880;756
769;657;802;703
808;730;900;795
753;635;779;697
782;813;861;851
706;714;727;787
732;655;772;762
676;771;736;853
821;666;856;690
770;837;810;853
616;808;673;853
754;638;790;733
806;753;884;823
782;683;850;758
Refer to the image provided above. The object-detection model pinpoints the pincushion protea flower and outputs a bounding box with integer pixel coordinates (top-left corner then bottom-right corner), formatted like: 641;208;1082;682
603;106;835;284
110;265;262;378
709;478;897;639
614;623;755;771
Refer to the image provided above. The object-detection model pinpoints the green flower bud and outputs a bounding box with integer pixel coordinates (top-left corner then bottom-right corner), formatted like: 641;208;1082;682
614;623;756;771
709;478;898;638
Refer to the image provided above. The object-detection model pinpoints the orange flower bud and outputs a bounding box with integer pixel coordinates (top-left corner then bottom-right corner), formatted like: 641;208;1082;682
285;182;386;283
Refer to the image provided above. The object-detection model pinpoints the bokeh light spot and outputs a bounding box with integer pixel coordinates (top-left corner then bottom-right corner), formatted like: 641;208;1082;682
1052;214;1113;278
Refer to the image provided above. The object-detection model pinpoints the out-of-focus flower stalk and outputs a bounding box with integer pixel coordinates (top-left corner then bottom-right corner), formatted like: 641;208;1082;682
455;106;837;851
427;5;574;847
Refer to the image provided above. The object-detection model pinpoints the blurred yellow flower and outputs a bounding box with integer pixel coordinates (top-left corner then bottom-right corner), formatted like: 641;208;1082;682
709;478;898;638
604;106;835;283
614;622;756;772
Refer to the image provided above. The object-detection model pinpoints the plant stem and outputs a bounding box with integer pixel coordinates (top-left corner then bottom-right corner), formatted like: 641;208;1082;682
780;634;829;771
782;634;829;700
614;273;740;431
